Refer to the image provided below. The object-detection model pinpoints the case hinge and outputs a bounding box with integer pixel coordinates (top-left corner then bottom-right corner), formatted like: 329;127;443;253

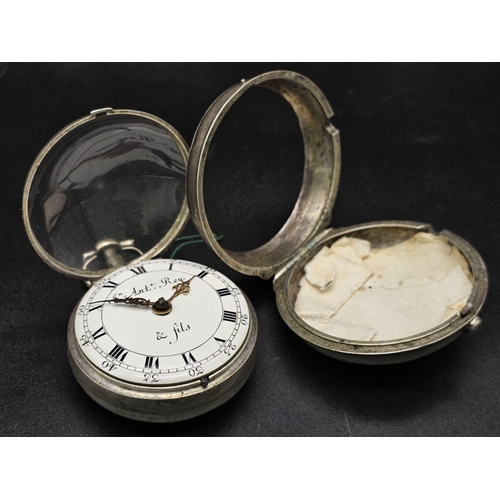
90;107;114;116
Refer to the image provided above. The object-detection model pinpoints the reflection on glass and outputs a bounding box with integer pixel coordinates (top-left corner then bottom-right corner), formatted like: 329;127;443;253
28;114;186;271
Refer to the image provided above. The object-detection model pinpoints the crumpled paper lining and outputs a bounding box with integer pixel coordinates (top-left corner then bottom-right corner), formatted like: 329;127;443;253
294;233;473;342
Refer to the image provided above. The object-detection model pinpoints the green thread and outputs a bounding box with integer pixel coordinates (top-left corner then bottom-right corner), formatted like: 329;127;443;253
171;234;206;242
170;233;223;259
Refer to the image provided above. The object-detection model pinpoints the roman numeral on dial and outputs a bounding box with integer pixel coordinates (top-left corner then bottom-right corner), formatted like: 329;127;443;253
197;270;208;279
182;352;196;364
223;311;237;322
92;327;106;340
130;265;147;275
144;356;160;369
214;337;226;346
102;281;118;288
109;344;128;362
88;304;103;313
217;288;231;297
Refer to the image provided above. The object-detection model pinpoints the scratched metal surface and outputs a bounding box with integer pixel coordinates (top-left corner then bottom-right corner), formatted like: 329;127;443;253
1;63;499;436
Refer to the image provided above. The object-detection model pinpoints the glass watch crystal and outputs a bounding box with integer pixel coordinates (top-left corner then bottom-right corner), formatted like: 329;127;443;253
26;111;187;275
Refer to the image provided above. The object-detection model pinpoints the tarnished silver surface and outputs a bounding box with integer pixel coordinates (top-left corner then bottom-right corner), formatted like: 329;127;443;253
188;71;488;364
67;293;258;422
187;71;341;280
82;238;144;270
273;221;488;364
22;108;190;282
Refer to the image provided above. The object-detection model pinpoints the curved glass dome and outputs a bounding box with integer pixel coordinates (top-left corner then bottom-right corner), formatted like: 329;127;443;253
25;110;188;278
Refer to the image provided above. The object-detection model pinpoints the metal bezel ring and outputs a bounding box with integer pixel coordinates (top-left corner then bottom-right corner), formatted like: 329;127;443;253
187;71;341;280
22;109;190;282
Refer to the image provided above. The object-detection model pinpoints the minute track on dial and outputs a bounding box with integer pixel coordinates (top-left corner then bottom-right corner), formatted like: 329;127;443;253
76;259;252;388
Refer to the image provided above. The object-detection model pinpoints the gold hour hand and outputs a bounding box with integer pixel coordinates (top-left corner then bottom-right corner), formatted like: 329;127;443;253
167;277;194;302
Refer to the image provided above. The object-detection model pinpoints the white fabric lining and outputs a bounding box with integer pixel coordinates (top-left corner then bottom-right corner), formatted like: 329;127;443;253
295;233;473;342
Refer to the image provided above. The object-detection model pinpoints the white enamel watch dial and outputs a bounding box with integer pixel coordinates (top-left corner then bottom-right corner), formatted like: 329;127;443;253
68;259;257;422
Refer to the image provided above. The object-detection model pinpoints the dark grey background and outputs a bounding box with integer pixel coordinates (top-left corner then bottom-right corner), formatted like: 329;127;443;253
1;63;499;436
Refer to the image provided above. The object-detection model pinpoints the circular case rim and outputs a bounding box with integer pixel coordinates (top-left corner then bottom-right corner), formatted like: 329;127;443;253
68;289;258;422
22;108;190;281
187;70;341;280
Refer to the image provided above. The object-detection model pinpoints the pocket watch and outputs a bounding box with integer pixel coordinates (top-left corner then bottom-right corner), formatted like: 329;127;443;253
23;108;257;422
22;70;489;427
69;258;256;422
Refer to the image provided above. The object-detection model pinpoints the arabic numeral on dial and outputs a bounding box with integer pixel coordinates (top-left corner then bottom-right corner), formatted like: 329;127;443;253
224;342;237;356
80;334;89;346
102;360;117;371
78;305;85;315
241;313;248;326
189;366;204;377
143;373;160;383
